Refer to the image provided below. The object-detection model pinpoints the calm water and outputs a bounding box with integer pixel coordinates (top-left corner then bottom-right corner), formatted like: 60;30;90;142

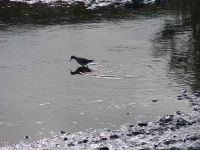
0;0;200;146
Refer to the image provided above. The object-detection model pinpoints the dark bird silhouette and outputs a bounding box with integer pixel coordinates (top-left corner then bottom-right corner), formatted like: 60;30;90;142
70;66;92;75
70;56;93;66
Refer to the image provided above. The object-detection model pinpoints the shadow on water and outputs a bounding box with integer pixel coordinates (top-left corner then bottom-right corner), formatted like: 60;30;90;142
70;66;92;75
151;0;200;92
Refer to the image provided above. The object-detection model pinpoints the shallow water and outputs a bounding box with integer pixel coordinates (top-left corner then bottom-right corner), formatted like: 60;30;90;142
0;14;194;145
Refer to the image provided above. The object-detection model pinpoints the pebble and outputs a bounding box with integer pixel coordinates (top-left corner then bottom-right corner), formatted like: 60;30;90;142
60;131;66;134
100;137;107;141
152;100;158;102
82;139;88;143
110;134;119;139
99;147;109;150
138;122;148;127
67;142;74;146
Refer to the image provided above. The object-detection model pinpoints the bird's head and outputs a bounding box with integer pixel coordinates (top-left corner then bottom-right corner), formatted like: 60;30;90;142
70;56;76;62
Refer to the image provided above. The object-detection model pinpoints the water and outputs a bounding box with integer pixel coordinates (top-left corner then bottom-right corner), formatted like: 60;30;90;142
0;0;200;147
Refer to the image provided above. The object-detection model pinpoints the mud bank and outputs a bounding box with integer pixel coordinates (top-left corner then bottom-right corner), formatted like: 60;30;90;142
1;91;200;150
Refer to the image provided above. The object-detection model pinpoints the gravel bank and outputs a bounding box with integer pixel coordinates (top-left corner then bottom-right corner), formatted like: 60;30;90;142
1;91;200;150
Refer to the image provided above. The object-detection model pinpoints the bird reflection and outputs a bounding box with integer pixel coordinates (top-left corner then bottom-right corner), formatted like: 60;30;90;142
70;66;92;75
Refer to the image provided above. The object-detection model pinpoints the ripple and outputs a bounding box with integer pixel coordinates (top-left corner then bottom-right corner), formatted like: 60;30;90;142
93;75;122;80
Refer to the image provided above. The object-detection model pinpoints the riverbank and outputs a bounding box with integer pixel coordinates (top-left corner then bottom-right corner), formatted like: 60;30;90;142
0;0;171;24
1;91;200;149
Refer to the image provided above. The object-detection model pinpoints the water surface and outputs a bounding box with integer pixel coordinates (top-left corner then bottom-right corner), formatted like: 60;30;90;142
0;15;191;145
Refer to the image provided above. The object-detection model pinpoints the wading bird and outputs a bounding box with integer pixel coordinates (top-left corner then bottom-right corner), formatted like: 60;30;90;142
70;56;93;66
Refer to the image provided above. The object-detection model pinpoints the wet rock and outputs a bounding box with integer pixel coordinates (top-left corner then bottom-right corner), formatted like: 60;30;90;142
60;131;66;134
132;130;144;135
186;136;200;141
138;122;148;127
164;139;176;145
129;125;134;128
67;142;74;146
91;140;99;144
169;147;181;150
159;115;174;125
98;147;109;150
152;99;159;102
82;139;88;143
170;127;176;131
110;134;119;139
193;107;200;111
141;142;147;145
176;111;182;115
177;96;182;100
100;137;107;141
154;144;158;148
127;132;133;136
175;118;189;126
182;90;189;96
193;91;200;97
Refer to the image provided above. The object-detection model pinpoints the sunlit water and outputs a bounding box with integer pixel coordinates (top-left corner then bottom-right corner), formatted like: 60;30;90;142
0;16;191;145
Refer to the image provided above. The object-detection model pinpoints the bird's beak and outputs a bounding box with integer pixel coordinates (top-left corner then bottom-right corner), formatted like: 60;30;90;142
70;69;74;75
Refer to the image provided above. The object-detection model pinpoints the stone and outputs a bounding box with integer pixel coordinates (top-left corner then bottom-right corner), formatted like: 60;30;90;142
110;134;119;139
138;122;148;127
83;139;88;143
67;142;74;146
132;130;144;135
152;100;158;102
99;147;109;150
129;125;134;128
100;137;107;141
176;118;188;126
60;131;66;134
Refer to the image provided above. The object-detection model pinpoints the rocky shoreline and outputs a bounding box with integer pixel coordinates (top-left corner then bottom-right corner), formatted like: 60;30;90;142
2;91;200;150
0;0;172;24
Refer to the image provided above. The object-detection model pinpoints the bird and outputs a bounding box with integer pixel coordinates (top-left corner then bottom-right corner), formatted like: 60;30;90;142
70;66;92;75
70;56;93;66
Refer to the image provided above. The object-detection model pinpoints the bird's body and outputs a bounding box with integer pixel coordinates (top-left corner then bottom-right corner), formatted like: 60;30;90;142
70;56;93;66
